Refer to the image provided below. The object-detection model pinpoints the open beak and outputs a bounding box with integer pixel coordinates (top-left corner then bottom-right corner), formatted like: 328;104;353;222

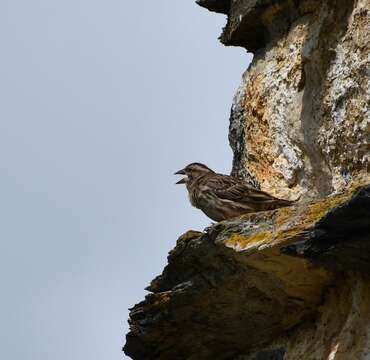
174;169;186;184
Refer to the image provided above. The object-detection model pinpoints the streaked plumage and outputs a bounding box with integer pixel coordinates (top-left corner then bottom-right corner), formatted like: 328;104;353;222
175;163;297;221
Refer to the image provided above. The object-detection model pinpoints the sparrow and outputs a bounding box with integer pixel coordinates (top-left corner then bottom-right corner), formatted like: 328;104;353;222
175;162;297;222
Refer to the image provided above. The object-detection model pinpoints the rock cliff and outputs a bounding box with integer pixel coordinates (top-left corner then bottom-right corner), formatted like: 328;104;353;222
124;1;370;359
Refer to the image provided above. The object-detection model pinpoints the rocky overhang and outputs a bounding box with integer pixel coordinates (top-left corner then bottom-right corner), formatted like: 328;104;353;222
123;184;370;359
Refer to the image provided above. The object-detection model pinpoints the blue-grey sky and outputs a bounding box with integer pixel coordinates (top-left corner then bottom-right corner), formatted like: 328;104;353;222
0;1;252;359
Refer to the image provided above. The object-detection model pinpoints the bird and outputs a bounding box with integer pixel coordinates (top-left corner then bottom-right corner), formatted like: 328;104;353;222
175;162;298;222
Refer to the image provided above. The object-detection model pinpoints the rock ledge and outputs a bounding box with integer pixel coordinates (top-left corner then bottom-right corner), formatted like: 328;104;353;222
124;184;370;359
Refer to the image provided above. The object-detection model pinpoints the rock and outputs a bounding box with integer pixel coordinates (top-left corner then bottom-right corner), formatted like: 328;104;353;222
123;0;370;358
283;184;370;274
237;271;370;359
196;0;230;14
225;0;369;199
124;184;370;359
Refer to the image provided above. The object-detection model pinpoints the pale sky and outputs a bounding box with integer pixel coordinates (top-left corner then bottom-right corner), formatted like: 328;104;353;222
0;1;252;359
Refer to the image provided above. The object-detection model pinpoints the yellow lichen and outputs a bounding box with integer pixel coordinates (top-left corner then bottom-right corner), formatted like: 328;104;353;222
274;190;355;242
218;186;368;303
223;189;353;252
225;231;274;251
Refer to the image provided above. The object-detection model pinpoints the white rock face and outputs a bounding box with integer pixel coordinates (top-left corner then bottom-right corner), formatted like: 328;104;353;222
227;0;369;200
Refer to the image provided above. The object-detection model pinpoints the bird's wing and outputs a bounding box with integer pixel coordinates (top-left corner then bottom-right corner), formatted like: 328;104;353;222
205;175;286;205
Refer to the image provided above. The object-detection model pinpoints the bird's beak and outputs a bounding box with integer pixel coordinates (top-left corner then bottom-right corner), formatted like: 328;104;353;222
174;169;187;184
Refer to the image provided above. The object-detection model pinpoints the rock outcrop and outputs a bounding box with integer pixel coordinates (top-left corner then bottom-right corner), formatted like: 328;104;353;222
124;0;369;359
124;185;370;359
226;0;369;199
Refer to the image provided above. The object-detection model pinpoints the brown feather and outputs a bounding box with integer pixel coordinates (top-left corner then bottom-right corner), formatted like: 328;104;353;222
176;163;297;221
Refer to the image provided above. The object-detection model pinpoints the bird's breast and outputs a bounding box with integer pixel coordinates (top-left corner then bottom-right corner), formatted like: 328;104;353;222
189;188;216;209
188;188;200;208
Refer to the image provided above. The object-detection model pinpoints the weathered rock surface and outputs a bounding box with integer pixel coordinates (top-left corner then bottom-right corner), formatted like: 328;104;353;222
227;0;370;200
124;0;370;358
124;184;370;359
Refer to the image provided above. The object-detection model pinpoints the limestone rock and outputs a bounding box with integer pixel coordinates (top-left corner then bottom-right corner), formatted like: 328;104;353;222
226;0;369;199
124;185;370;359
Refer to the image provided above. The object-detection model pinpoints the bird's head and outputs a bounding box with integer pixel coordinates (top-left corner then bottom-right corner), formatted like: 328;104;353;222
174;163;214;184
